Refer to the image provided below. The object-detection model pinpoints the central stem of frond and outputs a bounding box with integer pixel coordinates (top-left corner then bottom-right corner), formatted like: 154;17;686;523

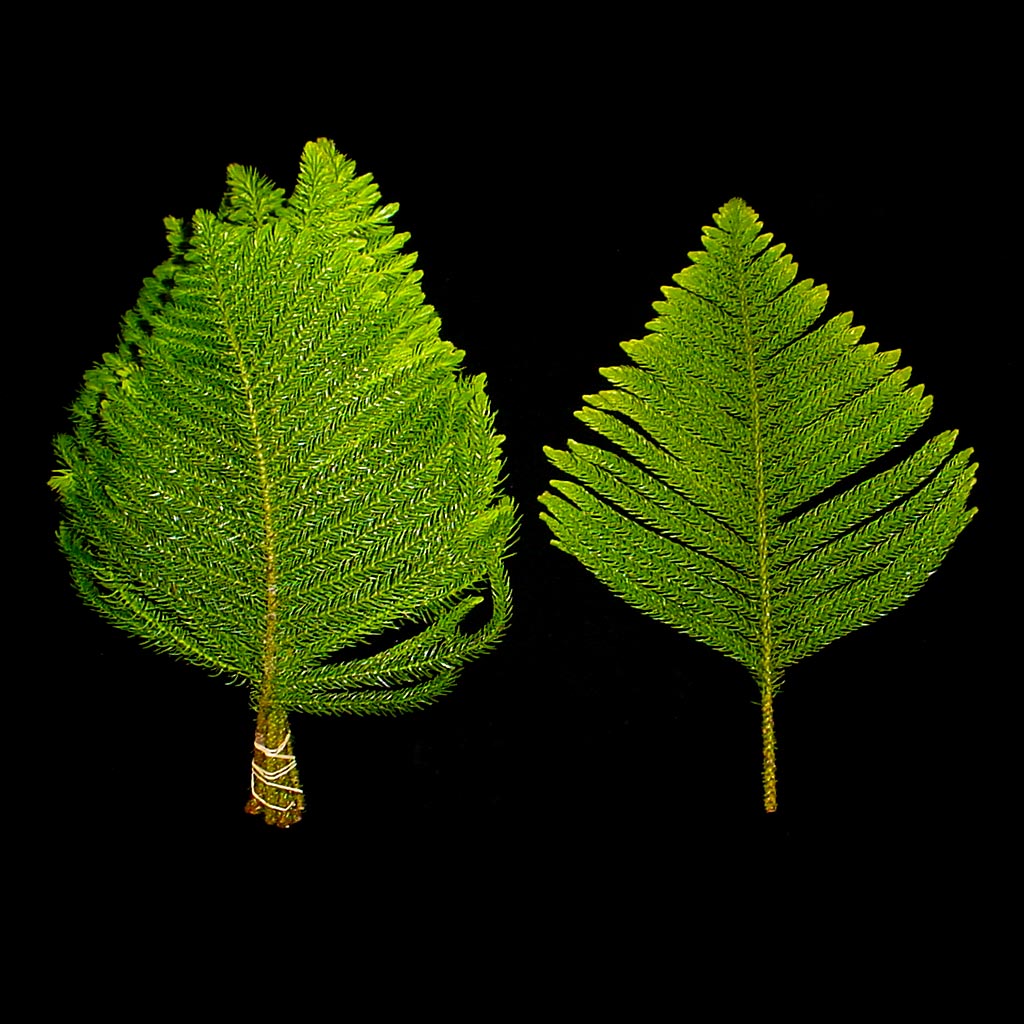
736;247;778;812
761;686;777;812
214;270;300;825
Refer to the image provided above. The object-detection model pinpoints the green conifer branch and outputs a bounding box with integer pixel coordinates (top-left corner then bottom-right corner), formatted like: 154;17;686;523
541;198;977;812
52;140;515;826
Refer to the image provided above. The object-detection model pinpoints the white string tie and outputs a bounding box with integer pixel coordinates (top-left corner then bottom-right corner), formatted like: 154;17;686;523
250;731;302;811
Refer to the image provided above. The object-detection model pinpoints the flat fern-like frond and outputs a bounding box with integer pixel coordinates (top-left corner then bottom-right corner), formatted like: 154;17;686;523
540;198;977;811
51;139;516;827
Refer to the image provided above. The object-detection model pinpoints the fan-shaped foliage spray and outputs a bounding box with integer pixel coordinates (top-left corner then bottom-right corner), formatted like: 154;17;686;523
541;198;977;811
52;140;515;826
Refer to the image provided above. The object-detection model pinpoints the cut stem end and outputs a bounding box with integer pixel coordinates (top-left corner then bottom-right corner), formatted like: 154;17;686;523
245;706;304;827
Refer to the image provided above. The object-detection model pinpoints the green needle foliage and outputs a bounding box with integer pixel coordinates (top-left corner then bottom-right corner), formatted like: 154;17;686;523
540;198;977;811
51;139;516;827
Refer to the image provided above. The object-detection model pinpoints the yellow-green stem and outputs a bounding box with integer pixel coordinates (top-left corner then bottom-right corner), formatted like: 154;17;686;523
214;256;301;827
761;686;777;812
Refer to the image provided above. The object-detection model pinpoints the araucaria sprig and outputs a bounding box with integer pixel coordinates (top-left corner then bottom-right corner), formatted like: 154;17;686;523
52;139;516;826
541;198;977;811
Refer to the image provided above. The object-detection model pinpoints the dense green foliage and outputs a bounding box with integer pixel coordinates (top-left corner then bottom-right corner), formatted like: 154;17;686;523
52;139;515;823
540;198;977;808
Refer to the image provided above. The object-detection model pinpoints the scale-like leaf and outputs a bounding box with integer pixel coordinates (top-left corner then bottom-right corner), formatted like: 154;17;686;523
540;198;977;810
51;139;516;827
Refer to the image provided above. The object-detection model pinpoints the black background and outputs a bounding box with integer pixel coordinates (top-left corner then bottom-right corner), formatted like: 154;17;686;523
29;42;1012;890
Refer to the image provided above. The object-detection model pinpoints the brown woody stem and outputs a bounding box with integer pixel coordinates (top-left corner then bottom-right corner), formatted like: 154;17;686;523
244;704;304;827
